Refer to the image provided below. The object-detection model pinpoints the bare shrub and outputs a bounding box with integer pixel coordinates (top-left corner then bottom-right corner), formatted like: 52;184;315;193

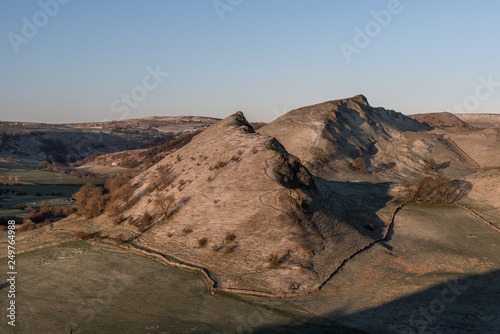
213;160;227;170
364;223;375;231
423;158;437;172
38;218;51;228
212;245;222;252
17;219;37;232
28;210;45;224
224;232;236;243
351;157;368;173
112;215;124;226
51;206;74;217
114;234;126;245
107;202;122;217
182;227;194;234
75;231;94;240
136;212;152;232
197;237;209;248
151;165;174;190
38;161;49;169
14;203;27;210
269;253;281;268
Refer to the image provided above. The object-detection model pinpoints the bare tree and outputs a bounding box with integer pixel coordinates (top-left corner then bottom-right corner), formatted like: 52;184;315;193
40;200;50;215
424;158;437;172
154;194;176;217
402;177;458;204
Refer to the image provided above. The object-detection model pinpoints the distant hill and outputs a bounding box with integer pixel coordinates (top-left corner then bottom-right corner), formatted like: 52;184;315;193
454;113;500;129
0;117;222;165
0;130;146;165
62;116;221;134
408;112;474;130
0;116;268;165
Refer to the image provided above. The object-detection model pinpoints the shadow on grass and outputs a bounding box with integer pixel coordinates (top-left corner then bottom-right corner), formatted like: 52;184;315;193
253;269;500;333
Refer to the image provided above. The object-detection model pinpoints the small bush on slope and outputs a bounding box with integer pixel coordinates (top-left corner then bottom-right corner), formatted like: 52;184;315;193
402;176;459;204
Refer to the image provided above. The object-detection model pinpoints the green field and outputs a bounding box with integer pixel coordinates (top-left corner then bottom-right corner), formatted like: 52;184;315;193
0;167;103;185
0;164;103;219
0;125;29;133
0;241;352;334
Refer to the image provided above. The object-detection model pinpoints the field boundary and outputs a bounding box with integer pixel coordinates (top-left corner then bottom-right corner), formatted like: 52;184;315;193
445;136;480;168
121;201;497;298
115;202;407;298
454;203;500;233
4;200;497;299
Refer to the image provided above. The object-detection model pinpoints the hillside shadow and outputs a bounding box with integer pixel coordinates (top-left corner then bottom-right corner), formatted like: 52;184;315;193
317;180;393;239
325;107;380;158
437;161;451;170
253;269;500;333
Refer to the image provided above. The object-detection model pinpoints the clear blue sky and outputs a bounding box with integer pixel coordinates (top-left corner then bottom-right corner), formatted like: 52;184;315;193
1;0;500;123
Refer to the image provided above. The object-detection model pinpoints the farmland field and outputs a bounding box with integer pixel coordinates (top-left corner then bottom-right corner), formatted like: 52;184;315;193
0;164;103;222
